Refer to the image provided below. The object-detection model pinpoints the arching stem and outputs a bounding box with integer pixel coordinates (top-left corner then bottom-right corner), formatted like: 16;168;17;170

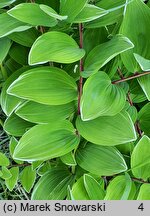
78;23;84;115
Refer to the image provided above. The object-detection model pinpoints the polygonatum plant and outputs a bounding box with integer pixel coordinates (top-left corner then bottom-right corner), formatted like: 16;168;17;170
0;0;150;200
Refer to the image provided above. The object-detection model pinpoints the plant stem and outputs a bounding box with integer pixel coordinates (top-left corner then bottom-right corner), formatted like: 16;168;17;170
102;176;108;189
132;177;149;184
112;71;150;84
127;92;133;106
8;163;30;169
71;166;76;175
127;94;142;136
78;23;84;115
30;0;45;35
135;121;143;137
117;67;124;79
117;68;133;106
39;26;45;34
117;68;142;137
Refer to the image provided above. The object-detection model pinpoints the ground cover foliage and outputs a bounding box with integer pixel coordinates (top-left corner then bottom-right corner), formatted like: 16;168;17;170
0;0;150;200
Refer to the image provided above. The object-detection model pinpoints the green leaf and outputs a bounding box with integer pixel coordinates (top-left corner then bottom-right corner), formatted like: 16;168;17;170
137;184;150;200
32;161;44;171
127;105;138;123
20;166;36;193
1;66;30;116
28;31;85;65
0;167;12;180
129;79;147;103
15;101;76;124
4;113;34;137
131;135;150;180
9;137;23;164
40;4;68;20
107;57;122;79
76;143;127;176
9;44;29;65
48;175;74;200
0;37;11;64
37;162;51;176
104;175;136;200
76;112;137;146
138;102;150;136
60;152;76;166
138;75;150;101
117;142;134;155
13;120;80;161
7;67;77;105
60;0;88;23
73;4;108;23
67;185;74;200
81;72;126;120
0;152;10;166
0;13;31;38
86;0;129;28
121;173;133;200
71;176;90;200
8;28;39;47
5;167;19;191
83;28;108;55
83;35;134;77
4;58;20;73
8;3;57;27
134;53;150;71
120;0;150;72
84;174;105;200
32;167;74;200
9;137;18;157
0;0;16;8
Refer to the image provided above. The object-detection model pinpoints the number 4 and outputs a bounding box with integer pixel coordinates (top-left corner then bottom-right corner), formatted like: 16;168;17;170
138;203;144;211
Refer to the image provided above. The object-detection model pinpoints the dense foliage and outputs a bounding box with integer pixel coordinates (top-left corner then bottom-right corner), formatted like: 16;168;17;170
0;0;150;200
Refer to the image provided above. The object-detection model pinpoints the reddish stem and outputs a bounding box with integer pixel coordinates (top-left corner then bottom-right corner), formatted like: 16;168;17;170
112;71;150;84
117;68;133;106
127;92;133;106
78;23;84;115
117;68;142;137
132;177;149;184
135;121;143;137
117;67;124;79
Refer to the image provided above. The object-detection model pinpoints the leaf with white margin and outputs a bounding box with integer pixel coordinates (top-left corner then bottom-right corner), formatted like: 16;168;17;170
131;135;150;180
120;0;150;72
0;13;31;38
137;184;150;200
40;4;68;20
73;4;108;23
138;74;150;101
7;67;78;106
60;0;88;22
8;3;57;27
13;120;80;161
76;143;127;176
81;71;126;120
76;111;137;146
134;53;150;71
0;0;16;8
83;35;134;77
28;31;85;65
